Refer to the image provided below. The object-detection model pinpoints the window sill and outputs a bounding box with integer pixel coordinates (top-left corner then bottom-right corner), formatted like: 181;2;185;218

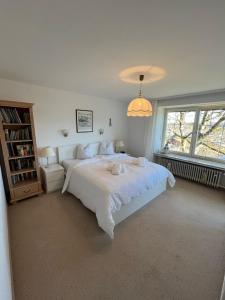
154;152;225;171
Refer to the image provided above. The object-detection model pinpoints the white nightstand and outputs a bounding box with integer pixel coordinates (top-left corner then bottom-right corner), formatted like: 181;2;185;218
40;164;65;193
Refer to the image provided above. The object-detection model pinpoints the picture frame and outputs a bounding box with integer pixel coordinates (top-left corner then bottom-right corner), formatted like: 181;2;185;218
76;109;93;133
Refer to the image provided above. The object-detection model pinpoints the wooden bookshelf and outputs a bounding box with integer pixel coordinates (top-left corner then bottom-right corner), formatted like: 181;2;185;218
0;100;42;203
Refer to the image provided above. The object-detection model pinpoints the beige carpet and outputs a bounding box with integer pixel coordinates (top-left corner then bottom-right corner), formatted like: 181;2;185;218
8;178;225;300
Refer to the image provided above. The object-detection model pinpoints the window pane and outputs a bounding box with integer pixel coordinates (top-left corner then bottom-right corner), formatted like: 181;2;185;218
195;109;225;160
164;111;196;153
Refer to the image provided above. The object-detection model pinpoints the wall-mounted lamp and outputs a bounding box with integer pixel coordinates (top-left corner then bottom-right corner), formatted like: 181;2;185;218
98;128;104;135
61;129;69;137
109;118;112;127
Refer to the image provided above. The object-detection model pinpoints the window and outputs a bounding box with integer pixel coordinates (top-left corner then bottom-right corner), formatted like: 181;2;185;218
163;107;225;162
165;111;196;154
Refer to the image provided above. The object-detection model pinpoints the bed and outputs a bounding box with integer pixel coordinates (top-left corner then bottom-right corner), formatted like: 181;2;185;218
58;144;175;238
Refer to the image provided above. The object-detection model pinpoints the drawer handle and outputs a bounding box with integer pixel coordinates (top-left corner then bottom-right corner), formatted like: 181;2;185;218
23;189;31;193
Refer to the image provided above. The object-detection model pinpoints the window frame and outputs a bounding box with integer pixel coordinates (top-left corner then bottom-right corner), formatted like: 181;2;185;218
162;105;225;164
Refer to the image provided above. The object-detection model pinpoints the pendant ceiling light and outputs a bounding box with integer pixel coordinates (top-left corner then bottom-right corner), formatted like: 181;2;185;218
127;74;153;117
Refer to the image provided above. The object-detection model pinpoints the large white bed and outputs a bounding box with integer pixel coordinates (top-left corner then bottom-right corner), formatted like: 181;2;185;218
58;144;175;238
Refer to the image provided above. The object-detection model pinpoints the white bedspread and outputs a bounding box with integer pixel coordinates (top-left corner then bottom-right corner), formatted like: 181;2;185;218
62;154;175;238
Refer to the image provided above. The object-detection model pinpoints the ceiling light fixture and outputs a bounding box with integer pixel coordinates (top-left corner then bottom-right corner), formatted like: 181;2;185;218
120;65;165;84
127;74;152;117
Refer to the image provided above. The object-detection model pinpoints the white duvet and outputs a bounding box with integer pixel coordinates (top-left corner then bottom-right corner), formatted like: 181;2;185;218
62;154;175;238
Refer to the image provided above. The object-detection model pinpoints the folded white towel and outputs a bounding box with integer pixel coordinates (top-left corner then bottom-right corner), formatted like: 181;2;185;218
111;163;121;175
133;157;149;167
107;162;127;175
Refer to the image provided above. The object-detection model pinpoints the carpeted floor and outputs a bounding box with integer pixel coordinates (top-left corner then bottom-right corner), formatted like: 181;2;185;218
8;178;225;300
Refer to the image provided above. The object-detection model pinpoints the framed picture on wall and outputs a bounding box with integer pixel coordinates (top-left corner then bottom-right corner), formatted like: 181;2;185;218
76;109;93;133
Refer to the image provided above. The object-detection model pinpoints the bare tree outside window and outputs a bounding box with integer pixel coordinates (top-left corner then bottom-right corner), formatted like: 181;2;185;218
164;108;225;161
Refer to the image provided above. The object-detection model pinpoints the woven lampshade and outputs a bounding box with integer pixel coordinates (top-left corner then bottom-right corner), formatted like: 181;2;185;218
127;97;153;117
39;147;56;158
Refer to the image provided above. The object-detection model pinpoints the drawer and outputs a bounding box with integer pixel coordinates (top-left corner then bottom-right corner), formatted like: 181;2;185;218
45;171;64;182
13;182;39;199
46;179;64;193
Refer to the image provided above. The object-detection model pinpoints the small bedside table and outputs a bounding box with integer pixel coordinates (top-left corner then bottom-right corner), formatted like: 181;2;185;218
40;164;65;193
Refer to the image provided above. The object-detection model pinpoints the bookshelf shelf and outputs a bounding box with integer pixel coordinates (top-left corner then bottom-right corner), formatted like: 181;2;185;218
6;139;33;143
13;179;38;189
3;123;31;125
8;155;35;160
11;168;36;176
2;123;32;130
0;100;42;203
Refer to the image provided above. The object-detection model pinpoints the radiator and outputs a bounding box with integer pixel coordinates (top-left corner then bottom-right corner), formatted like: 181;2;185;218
155;155;225;189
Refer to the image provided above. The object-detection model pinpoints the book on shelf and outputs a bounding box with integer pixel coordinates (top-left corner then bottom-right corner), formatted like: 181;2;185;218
5;127;31;141
11;171;37;185
16;144;33;156
9;158;34;172
4;129;9;140
0;107;30;123
7;143;33;157
7;143;15;157
22;112;30;123
0;107;22;123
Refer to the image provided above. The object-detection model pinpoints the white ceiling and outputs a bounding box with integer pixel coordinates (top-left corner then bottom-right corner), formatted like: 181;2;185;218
0;0;225;102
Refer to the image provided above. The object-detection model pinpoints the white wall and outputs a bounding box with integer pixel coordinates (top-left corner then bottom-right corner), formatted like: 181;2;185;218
0;78;128;151
0;167;13;300
127;117;148;157
157;89;225;108
127;101;158;159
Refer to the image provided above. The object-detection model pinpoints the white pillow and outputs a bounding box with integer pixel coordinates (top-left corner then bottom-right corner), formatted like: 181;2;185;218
99;141;115;155
89;142;100;156
76;144;95;159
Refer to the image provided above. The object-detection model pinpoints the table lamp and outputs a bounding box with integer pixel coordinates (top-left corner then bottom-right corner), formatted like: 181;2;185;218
39;146;55;168
116;140;125;153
